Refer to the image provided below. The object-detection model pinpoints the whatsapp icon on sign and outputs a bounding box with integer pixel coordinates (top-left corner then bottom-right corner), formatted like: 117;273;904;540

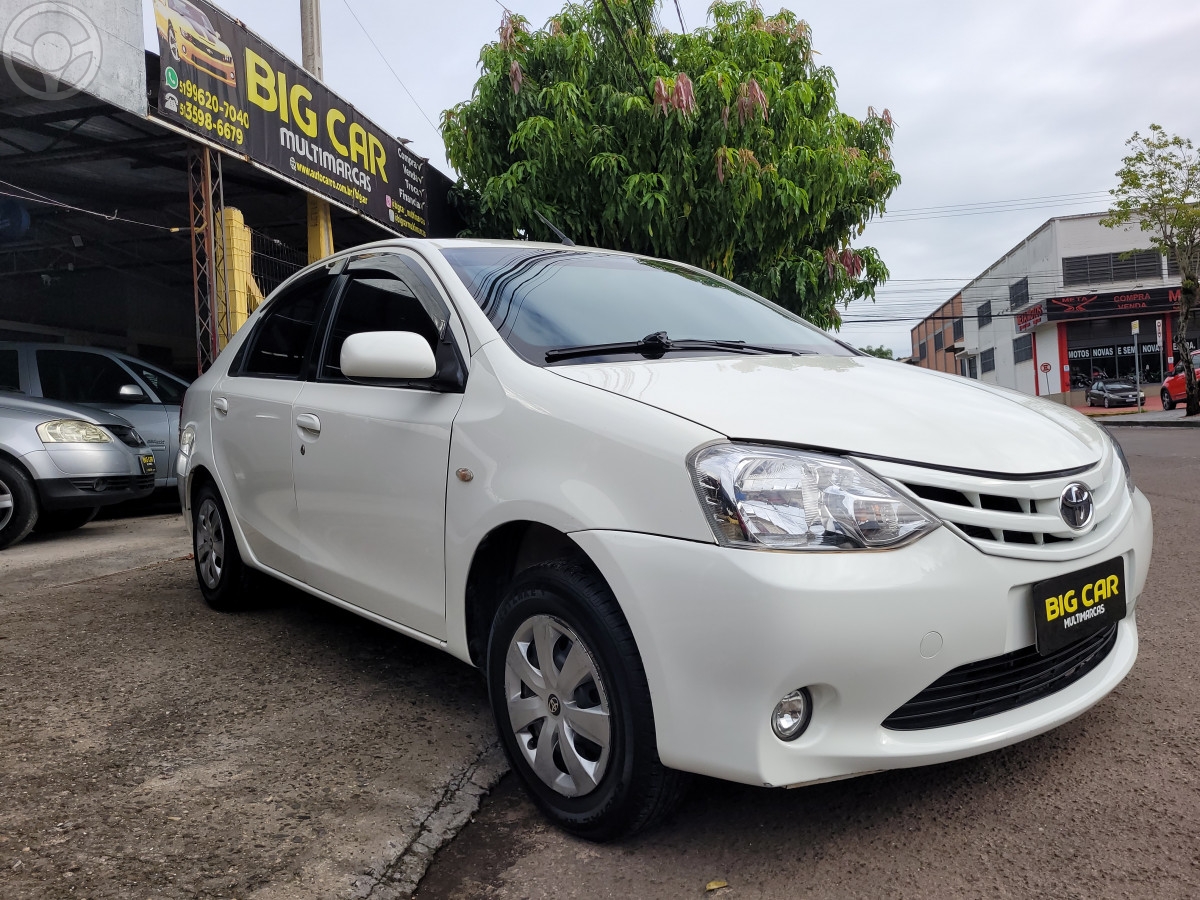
165;67;179;89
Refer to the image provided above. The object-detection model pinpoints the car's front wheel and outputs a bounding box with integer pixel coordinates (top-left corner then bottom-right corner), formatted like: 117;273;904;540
1104;396;1110;408
0;459;38;550
192;482;249;611
1162;388;1175;411
167;24;180;61
486;560;687;841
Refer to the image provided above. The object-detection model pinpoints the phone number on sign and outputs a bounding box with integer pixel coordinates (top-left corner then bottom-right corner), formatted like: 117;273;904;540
177;79;251;128
178;100;246;145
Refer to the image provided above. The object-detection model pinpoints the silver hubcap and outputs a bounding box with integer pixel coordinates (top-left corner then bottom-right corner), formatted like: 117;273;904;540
504;614;612;798
0;476;13;532
195;498;225;590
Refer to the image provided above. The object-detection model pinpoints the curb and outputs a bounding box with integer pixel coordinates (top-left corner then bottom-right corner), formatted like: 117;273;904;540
348;742;510;900
1099;418;1200;428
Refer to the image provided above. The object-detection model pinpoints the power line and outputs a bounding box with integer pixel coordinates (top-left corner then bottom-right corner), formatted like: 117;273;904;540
339;0;441;140
672;0;686;31
885;190;1110;215
0;180;185;232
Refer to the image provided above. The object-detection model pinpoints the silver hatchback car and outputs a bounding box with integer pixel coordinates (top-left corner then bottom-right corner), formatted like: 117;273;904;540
0;390;157;549
0;342;191;488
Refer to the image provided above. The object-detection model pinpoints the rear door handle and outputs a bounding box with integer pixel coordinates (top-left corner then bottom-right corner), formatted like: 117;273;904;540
213;396;228;415
296;413;321;435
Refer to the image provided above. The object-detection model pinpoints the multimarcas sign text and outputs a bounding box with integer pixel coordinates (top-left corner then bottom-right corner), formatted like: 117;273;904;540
151;0;428;236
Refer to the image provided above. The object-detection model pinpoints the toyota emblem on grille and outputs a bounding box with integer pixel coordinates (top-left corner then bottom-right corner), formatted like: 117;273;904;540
1059;483;1094;530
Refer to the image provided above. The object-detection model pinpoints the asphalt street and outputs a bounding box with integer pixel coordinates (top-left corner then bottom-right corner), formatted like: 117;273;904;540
0;427;1196;899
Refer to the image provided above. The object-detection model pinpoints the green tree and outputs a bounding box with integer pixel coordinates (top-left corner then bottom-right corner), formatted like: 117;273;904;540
859;345;894;359
1102;124;1200;416
442;0;900;329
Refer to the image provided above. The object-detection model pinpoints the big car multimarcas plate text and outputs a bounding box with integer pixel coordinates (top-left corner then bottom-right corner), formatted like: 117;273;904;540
177;240;1153;840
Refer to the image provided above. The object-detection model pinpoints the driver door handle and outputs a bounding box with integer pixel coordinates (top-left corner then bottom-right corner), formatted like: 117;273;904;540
296;413;322;435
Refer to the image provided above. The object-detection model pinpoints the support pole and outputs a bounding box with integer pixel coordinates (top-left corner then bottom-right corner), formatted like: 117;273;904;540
301;0;334;263
188;148;218;375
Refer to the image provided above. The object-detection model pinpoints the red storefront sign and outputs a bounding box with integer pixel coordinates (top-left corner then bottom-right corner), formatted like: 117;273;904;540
1016;303;1045;332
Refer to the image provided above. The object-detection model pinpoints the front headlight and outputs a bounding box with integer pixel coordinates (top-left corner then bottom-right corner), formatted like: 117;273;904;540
179;423;196;457
689;444;940;551
37;419;112;444
1107;431;1135;496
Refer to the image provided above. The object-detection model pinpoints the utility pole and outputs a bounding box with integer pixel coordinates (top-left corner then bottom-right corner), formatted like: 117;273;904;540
301;0;334;263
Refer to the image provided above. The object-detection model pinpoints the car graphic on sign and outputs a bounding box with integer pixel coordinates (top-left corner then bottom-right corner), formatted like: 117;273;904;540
154;0;236;88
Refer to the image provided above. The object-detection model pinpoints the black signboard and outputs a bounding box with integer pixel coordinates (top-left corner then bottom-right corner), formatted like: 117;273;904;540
151;0;428;236
1045;286;1180;322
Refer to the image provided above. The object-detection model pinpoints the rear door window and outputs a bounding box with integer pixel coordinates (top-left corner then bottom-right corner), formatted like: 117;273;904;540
240;274;335;378
0;348;18;391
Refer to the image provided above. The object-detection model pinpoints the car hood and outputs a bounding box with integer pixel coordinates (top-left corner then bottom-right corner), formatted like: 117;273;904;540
0;391;135;427
550;355;1106;474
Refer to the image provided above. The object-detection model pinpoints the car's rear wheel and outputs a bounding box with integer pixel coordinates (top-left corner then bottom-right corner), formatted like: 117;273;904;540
193;482;249;611
33;506;98;533
486;560;687;841
1104;396;1110;408
0;459;38;550
1162;388;1175;411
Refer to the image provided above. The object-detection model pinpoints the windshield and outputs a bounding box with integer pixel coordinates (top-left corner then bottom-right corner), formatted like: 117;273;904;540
177;0;215;33
440;247;851;366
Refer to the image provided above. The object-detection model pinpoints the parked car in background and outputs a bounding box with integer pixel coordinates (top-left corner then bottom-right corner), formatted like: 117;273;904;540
1160;350;1200;411
1086;379;1145;408
178;239;1152;840
0;391;156;549
0;343;191;488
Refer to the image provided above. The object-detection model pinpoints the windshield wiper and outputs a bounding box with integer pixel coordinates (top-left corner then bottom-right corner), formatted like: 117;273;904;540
545;331;805;363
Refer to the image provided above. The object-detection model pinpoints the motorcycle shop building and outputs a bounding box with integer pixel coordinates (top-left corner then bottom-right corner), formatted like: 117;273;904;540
911;212;1185;403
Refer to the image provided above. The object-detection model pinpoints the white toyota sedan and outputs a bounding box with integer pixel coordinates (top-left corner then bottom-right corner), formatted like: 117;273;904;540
177;240;1152;840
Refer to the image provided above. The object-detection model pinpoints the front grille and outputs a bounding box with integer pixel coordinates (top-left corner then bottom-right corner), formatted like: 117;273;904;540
68;474;155;493
106;425;146;448
860;448;1129;562
882;624;1118;730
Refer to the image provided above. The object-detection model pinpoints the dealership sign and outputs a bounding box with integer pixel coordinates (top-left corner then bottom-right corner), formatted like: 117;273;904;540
151;0;427;236
1045;286;1180;322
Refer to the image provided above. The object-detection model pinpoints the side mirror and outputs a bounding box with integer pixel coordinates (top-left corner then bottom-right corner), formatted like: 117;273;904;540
341;331;437;381
119;383;147;400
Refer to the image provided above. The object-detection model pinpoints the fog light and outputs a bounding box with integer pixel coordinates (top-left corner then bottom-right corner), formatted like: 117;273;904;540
771;688;812;741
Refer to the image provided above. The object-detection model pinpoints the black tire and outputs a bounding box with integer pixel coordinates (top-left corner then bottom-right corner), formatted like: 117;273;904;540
0;458;38;550
1104;396;1110;408
192;482;249;611
167;24;180;61
486;560;688;841
33;506;98;533
1087;396;1094;407
1162;389;1175;411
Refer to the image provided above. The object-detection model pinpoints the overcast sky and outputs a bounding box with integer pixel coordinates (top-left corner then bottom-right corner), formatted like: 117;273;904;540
143;0;1200;355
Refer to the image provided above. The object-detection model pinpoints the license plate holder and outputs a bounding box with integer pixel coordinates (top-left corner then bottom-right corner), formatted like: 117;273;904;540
1031;557;1126;656
140;454;157;475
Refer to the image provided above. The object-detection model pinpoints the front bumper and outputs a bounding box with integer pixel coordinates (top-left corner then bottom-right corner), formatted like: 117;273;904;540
182;39;236;86
22;447;156;510
570;488;1152;788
